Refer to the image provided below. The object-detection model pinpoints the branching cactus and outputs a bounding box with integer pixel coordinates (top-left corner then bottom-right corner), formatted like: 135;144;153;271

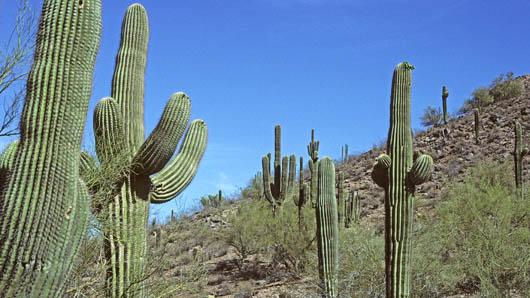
0;0;101;296
514;120;528;196
89;4;208;297
336;172;345;225
262;125;296;215
307;129;320;208
442;86;449;124
371;62;434;297
474;109;480;145
315;157;339;298
345;190;361;228
341;144;349;163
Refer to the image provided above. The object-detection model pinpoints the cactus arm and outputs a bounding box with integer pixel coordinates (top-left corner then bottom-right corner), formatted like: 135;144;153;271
79;151;97;177
111;4;149;154
132;92;191;176
149;120;207;203
93;97;126;165
262;153;277;207
0;0;101;294
315;157;339;297
307;128;319;162
408;154;434;186
371;154;391;188
309;159;318;208
0;141;19;195
280;154;296;202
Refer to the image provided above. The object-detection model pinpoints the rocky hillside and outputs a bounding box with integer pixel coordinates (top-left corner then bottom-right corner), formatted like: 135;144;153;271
145;76;530;298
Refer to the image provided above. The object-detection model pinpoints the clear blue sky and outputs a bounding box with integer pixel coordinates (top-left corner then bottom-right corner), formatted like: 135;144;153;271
1;0;530;220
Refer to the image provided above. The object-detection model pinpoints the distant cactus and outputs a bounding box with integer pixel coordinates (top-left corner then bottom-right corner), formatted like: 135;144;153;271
0;0;101;296
336;172;346;225
315;157;339;298
262;125;296;215
294;157;309;230
345;190;361;228
307;129;320;208
514;120;528;197
341;144;349;163
91;4;208;297
474;109;480;144
371;62;434;297
442;86;449;124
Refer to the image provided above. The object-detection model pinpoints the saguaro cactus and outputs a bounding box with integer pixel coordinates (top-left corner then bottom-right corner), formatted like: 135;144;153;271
442;86;449;124
474;109;480;145
262;125;296;214
514;120;528;196
0;0;101;296
294;157;309;230
91;5;208;297
307;129;320;208
345;190;361;228
336;172;345;225
341;144;349;163
371;62;434;297
315;157;339;298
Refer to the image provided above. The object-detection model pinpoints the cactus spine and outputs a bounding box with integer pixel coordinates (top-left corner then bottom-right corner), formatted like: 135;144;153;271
315;157;339;298
262;125;296;215
371;62;434;297
474;109;480;145
442;86;449;124
0;0;101;296
92;5;208;297
307;129;320;208
514;120;528;196
336;172;345;225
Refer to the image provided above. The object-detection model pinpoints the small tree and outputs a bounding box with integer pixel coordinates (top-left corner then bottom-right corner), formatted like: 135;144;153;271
420;106;443;127
0;0;35;137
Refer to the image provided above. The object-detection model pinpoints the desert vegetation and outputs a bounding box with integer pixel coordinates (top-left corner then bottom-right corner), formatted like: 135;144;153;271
0;1;529;298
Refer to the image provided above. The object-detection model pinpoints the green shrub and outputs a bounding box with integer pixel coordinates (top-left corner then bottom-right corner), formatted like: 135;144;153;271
224;197;315;274
200;191;223;208
420;106;443;127
413;161;530;297
459;87;494;114
489;72;523;102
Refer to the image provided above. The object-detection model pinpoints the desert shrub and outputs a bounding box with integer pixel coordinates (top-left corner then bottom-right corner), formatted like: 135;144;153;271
489;72;523;102
420;106;443;127
412;161;530;297
459;72;522;114
200;191;223;208
240;171;264;200
224;197;315;274
459;87;494;114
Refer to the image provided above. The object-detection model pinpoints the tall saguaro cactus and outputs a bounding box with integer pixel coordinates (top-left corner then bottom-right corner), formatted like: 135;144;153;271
262;125;296;214
315;157;339;298
345;190;361;228
442;86;449;124
294;157;309;230
474;109;480;145
307;129;319;208
91;4;208;297
0;0;101;296
336;172;345;225
514;120;528;196
371;62;434;298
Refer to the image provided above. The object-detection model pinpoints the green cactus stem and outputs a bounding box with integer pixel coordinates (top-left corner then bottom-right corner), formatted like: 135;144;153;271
315;157;339;298
442;86;449;124
474;109;480;145
0;0;101;296
336;172;345;225
514;120;528;197
307;128;319;163
341;144;349;163
90;5;208;297
262;125;296;215
371;62;434;298
345;190;361;228
294;157;309;230
307;129;320;208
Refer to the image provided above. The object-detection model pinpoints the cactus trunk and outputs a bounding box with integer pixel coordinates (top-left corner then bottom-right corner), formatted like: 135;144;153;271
442;86;449;125
474;109;480;145
514;120;528;197
0;0;101;296
315;157;339;298
371;62;434;297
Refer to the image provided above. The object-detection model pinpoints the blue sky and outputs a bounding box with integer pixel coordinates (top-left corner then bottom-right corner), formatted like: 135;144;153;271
2;0;530;220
